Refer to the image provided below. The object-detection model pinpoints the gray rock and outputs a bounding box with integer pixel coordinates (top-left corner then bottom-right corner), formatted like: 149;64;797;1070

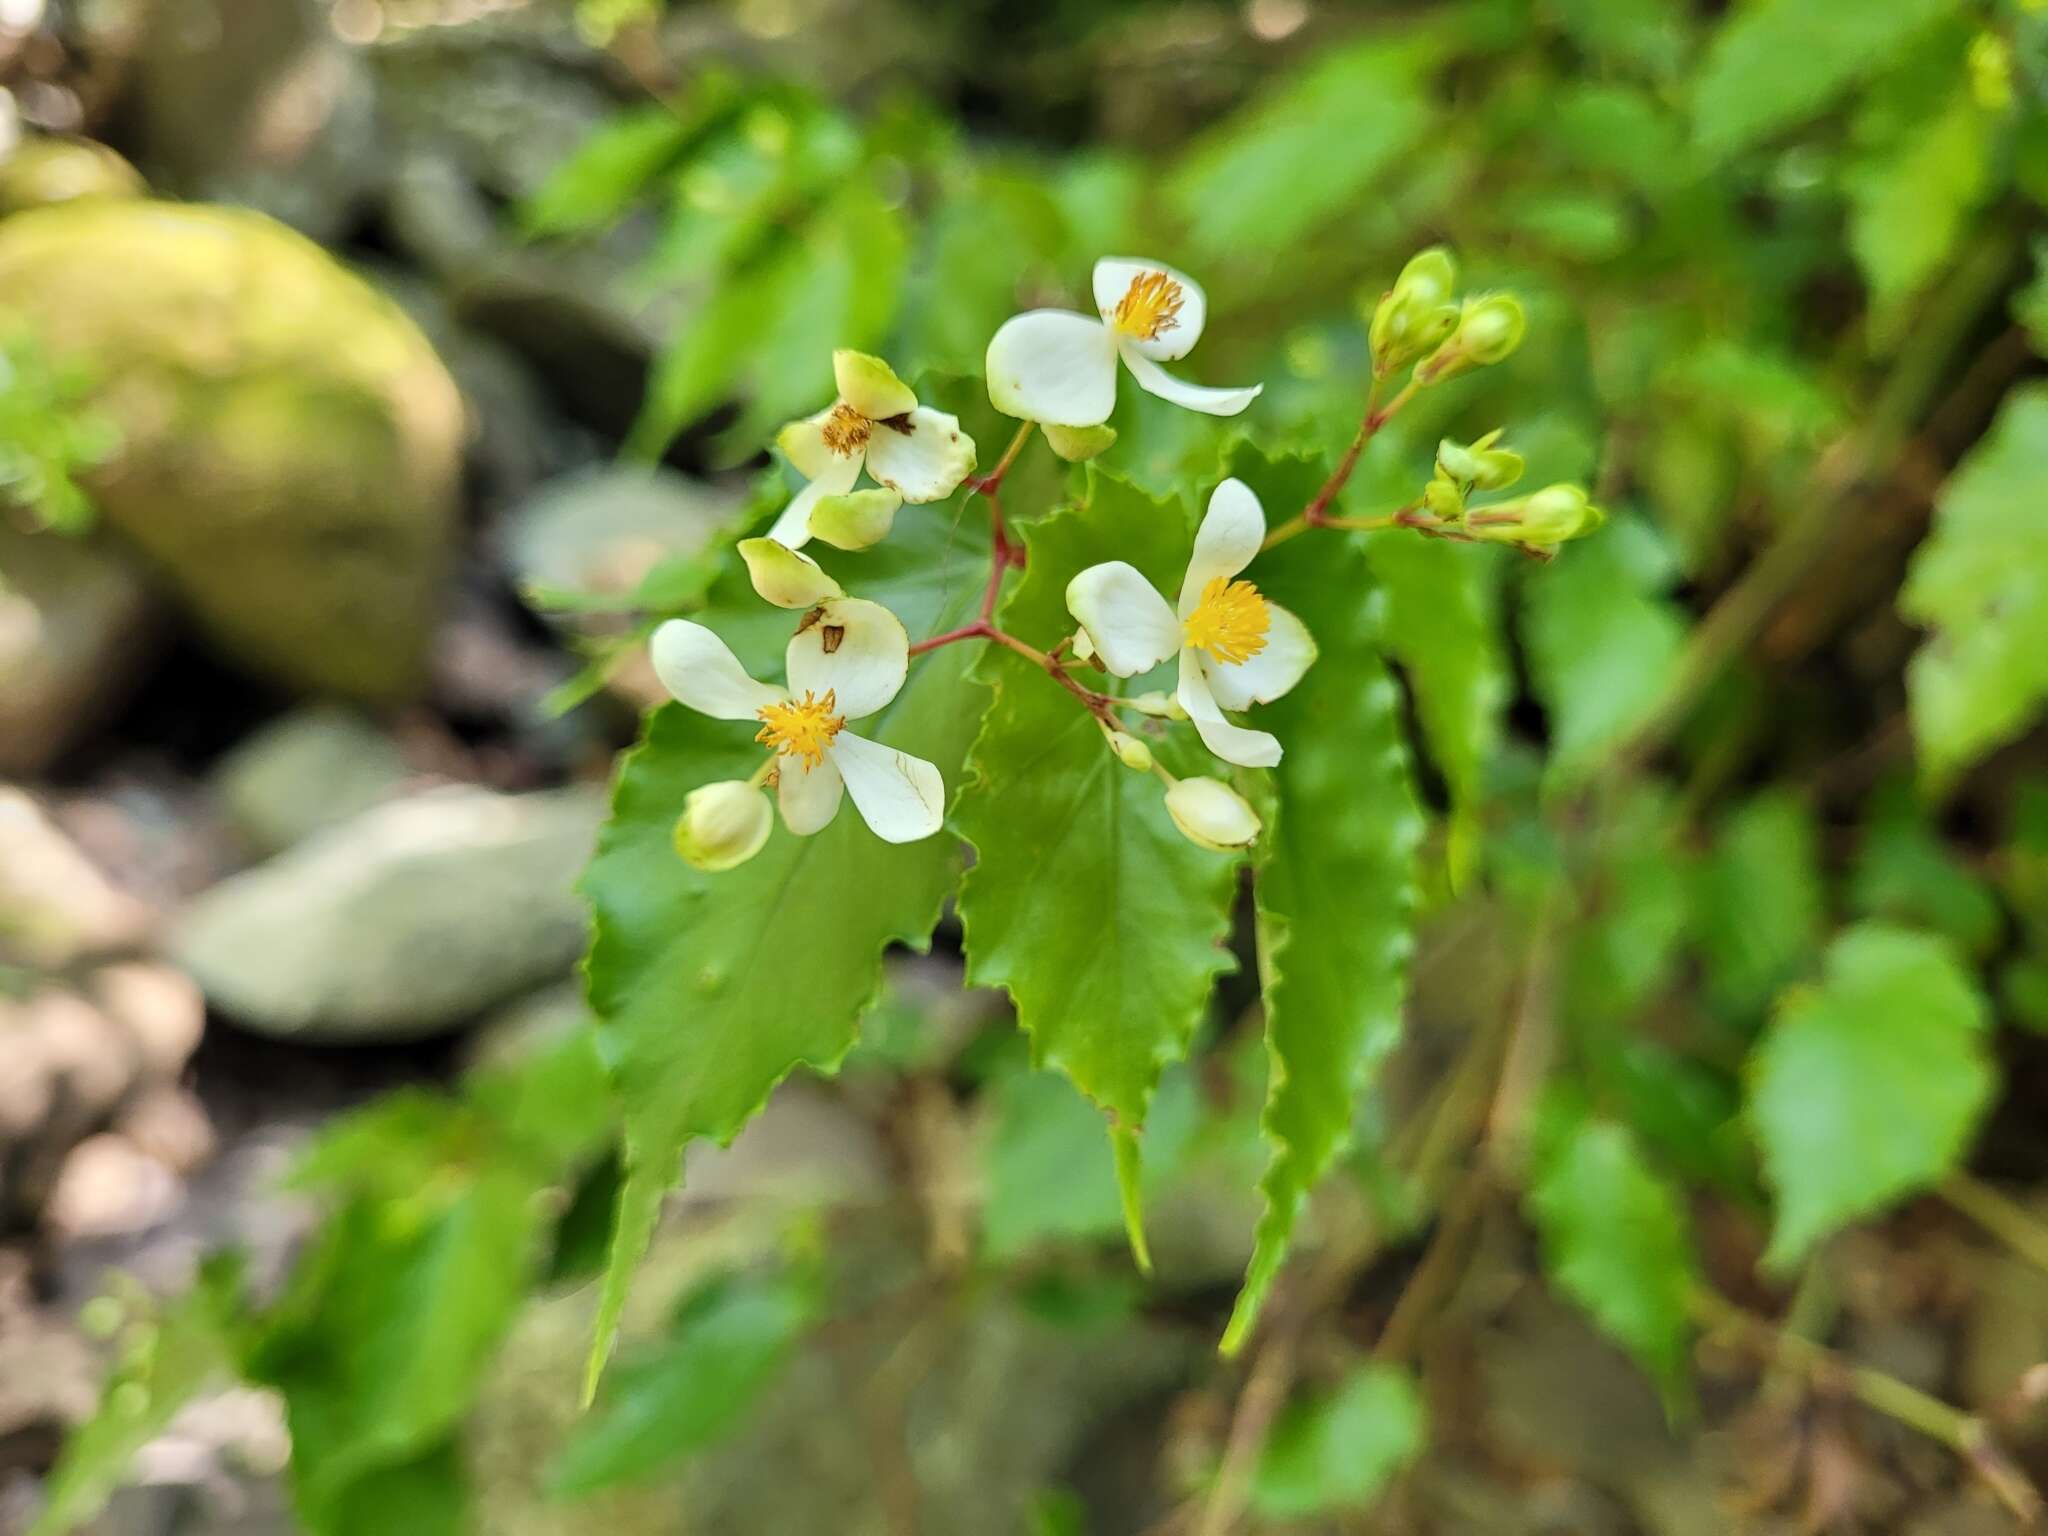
211;705;410;856
0;200;464;702
170;785;604;1043
0;789;154;968
0;523;165;777
127;0;380;243
501;465;738;613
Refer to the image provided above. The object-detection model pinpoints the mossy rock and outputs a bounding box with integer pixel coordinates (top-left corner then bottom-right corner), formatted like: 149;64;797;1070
0;137;146;215
0;201;463;700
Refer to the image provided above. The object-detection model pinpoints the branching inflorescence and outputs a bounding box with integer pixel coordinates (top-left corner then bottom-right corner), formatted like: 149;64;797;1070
656;248;1606;872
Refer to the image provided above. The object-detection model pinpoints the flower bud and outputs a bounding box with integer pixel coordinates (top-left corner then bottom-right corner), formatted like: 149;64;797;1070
1100;724;1154;772
1467;484;1605;548
1417;294;1526;384
738;537;843;609
1367;247;1460;375
1163;777;1261;852
1436;430;1524;492
1124;691;1181;719
673;780;773;872
1422;474;1464;522
1043;422;1119;462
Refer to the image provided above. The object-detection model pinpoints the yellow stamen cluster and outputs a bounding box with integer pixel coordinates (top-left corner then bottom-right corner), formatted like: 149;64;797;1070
820;402;872;455
755;689;844;769
1114;271;1185;341
1184;578;1271;666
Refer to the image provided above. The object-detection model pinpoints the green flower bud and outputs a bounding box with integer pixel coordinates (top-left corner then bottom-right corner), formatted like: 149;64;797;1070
1466;484;1605;548
1043;422;1119;462
1436;430;1524;492
1101;724;1154;772
1422;473;1465;522
1368;247;1461;375
1124;690;1181;719
673;781;773;872
1164;777;1262;852
1417;294;1527;384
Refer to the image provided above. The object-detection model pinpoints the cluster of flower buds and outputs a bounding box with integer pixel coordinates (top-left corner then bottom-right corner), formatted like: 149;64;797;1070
1366;248;1526;386
1422;431;1604;555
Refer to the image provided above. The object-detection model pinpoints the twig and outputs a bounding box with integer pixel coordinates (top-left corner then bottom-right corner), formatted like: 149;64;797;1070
1259;377;1419;550
1943;1173;2048;1280
1693;1288;2044;1527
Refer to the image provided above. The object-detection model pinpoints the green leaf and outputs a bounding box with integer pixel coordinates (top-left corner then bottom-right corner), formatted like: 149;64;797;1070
248;1168;543;1530
1749;924;1994;1269
1848;779;2003;958
1694;789;1826;1020
1249;1364;1425;1519
1366;533;1506;866
521;104;694;238
582;495;991;1385
1848;89;1993;335
1527;1106;1698;1406
1901;384;2048;793
551;1270;816;1495
955;473;1238;1150
30;1257;248;1536
981;1065;1202;1261
1167;38;1436;264
1690;0;1956;160
1218;449;1422;1354
1522;515;1687;786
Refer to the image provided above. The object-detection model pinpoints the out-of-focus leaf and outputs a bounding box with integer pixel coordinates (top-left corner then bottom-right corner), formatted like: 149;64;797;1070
1219;447;1422;1353
1849;780;2002;957
1901;384;2048;793
1528;1102;1697;1405
30;1258;248;1536
521;105;694;238
1522;515;1687;786
1548;0;1690;78
1168;38;1436;264
981;1066;1201;1260
1848;89;1993;336
1694;789;1826;1022
550;1271;816;1495
1250;1364;1425;1519
1691;0;1956;159
249;1169;543;1530
1749;924;1993;1269
956;472;1237;1257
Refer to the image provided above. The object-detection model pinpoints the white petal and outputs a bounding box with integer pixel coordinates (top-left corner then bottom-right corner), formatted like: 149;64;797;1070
1203;602;1316;711
1119;346;1262;419
984;310;1119;427
775;408;844;481
833;350;917;421
765;453;861;548
1163;776;1261;851
1064;561;1180;678
1092;256;1208;361
649;620;785;720
737;537;843;609
776;752;844;836
1179;477;1268;615
830;731;945;843
808;489;902;551
1177;649;1281;768
785;596;907;719
863;406;977;504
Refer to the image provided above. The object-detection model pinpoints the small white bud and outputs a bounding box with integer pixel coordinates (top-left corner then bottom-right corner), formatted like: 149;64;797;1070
673;780;773;872
1163;777;1261;852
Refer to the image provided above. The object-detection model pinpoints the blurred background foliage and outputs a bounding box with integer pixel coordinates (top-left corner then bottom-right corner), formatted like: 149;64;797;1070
6;0;2048;1531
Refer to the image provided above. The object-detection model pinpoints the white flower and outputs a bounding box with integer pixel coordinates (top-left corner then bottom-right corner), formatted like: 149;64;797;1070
984;257;1262;428
650;599;945;845
767;351;977;551
1164;777;1262;852
1064;478;1315;769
